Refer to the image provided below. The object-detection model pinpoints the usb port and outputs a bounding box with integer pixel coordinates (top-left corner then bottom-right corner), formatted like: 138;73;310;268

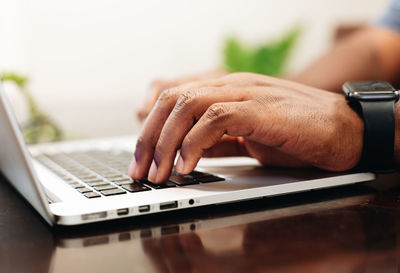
117;208;129;216
139;205;150;213
159;201;178;210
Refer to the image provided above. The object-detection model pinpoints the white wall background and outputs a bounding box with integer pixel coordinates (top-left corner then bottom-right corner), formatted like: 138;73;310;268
0;0;390;139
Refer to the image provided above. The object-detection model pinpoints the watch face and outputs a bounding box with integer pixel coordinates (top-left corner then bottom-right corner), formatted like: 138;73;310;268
343;81;399;102
345;81;396;92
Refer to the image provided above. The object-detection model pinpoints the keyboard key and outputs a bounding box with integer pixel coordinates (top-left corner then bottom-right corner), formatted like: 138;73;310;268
182;170;212;179
83;178;104;183
195;176;225;183
77;175;98;180
115;179;135;185
122;183;151;193
94;184;117;191
87;181;110;187
101;188;126;196
96;172;117;177
105;174;125;179
140;179;176;189
169;174;199;186
84;192;101;198
70;183;86;189
77;187;93;193
112;176;132;182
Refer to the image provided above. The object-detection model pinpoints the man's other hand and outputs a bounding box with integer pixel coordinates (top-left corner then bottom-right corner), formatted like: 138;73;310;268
137;69;227;122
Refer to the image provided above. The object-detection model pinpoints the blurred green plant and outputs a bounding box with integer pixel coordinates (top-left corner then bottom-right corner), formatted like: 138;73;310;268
0;72;63;144
223;26;302;76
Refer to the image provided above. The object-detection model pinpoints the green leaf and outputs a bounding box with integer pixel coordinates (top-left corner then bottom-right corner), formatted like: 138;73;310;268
223;25;302;76
0;72;28;88
0;71;64;144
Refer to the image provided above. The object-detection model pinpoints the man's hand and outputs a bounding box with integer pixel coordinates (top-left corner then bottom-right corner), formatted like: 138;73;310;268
129;72;364;183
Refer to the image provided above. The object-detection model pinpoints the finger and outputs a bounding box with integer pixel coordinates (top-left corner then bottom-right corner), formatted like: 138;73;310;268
177;101;258;174
130;87;183;179
129;81;218;180
150;87;250;183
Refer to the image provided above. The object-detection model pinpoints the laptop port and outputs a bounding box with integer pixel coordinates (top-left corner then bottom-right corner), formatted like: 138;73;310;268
81;211;107;221
160;201;178;210
161;225;180;235
139;205;150;213
117;208;129;216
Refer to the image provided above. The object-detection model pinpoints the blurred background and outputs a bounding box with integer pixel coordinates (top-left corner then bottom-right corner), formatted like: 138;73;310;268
0;0;390;141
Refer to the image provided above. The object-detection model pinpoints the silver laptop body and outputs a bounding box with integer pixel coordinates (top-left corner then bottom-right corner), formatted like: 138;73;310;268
0;80;376;226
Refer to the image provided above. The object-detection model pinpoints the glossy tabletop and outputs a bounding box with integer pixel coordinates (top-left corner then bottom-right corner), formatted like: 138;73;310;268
1;172;400;273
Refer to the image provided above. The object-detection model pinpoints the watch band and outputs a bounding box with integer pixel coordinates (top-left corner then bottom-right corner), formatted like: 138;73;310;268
357;100;396;172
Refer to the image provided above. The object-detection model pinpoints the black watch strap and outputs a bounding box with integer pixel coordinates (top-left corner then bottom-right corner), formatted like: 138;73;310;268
357;100;396;172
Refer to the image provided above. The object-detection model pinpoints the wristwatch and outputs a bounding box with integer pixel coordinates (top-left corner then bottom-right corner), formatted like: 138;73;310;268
343;81;399;173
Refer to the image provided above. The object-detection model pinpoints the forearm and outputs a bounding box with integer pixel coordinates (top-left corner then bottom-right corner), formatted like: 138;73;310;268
289;27;400;92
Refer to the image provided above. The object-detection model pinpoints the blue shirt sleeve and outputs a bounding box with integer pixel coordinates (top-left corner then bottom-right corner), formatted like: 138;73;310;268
376;0;400;33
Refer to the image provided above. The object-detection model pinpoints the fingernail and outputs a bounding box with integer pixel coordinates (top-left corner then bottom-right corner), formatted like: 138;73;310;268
175;155;185;173
128;157;137;178
148;160;158;182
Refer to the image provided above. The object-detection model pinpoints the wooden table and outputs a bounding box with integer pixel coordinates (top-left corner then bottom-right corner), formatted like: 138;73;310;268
1;172;400;273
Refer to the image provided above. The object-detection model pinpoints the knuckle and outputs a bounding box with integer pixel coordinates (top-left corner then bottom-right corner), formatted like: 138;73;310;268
205;103;229;122
158;88;176;104
175;90;198;109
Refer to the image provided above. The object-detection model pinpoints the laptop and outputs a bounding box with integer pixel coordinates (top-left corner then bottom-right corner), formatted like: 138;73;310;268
0;80;376;226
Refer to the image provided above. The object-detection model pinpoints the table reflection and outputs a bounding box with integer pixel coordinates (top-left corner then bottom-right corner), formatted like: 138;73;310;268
139;207;397;273
51;183;400;273
2;173;400;273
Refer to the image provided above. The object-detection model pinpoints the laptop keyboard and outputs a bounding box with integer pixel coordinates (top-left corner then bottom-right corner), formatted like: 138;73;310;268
34;150;225;199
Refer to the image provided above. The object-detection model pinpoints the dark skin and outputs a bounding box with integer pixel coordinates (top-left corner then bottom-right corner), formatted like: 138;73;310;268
130;27;400;183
